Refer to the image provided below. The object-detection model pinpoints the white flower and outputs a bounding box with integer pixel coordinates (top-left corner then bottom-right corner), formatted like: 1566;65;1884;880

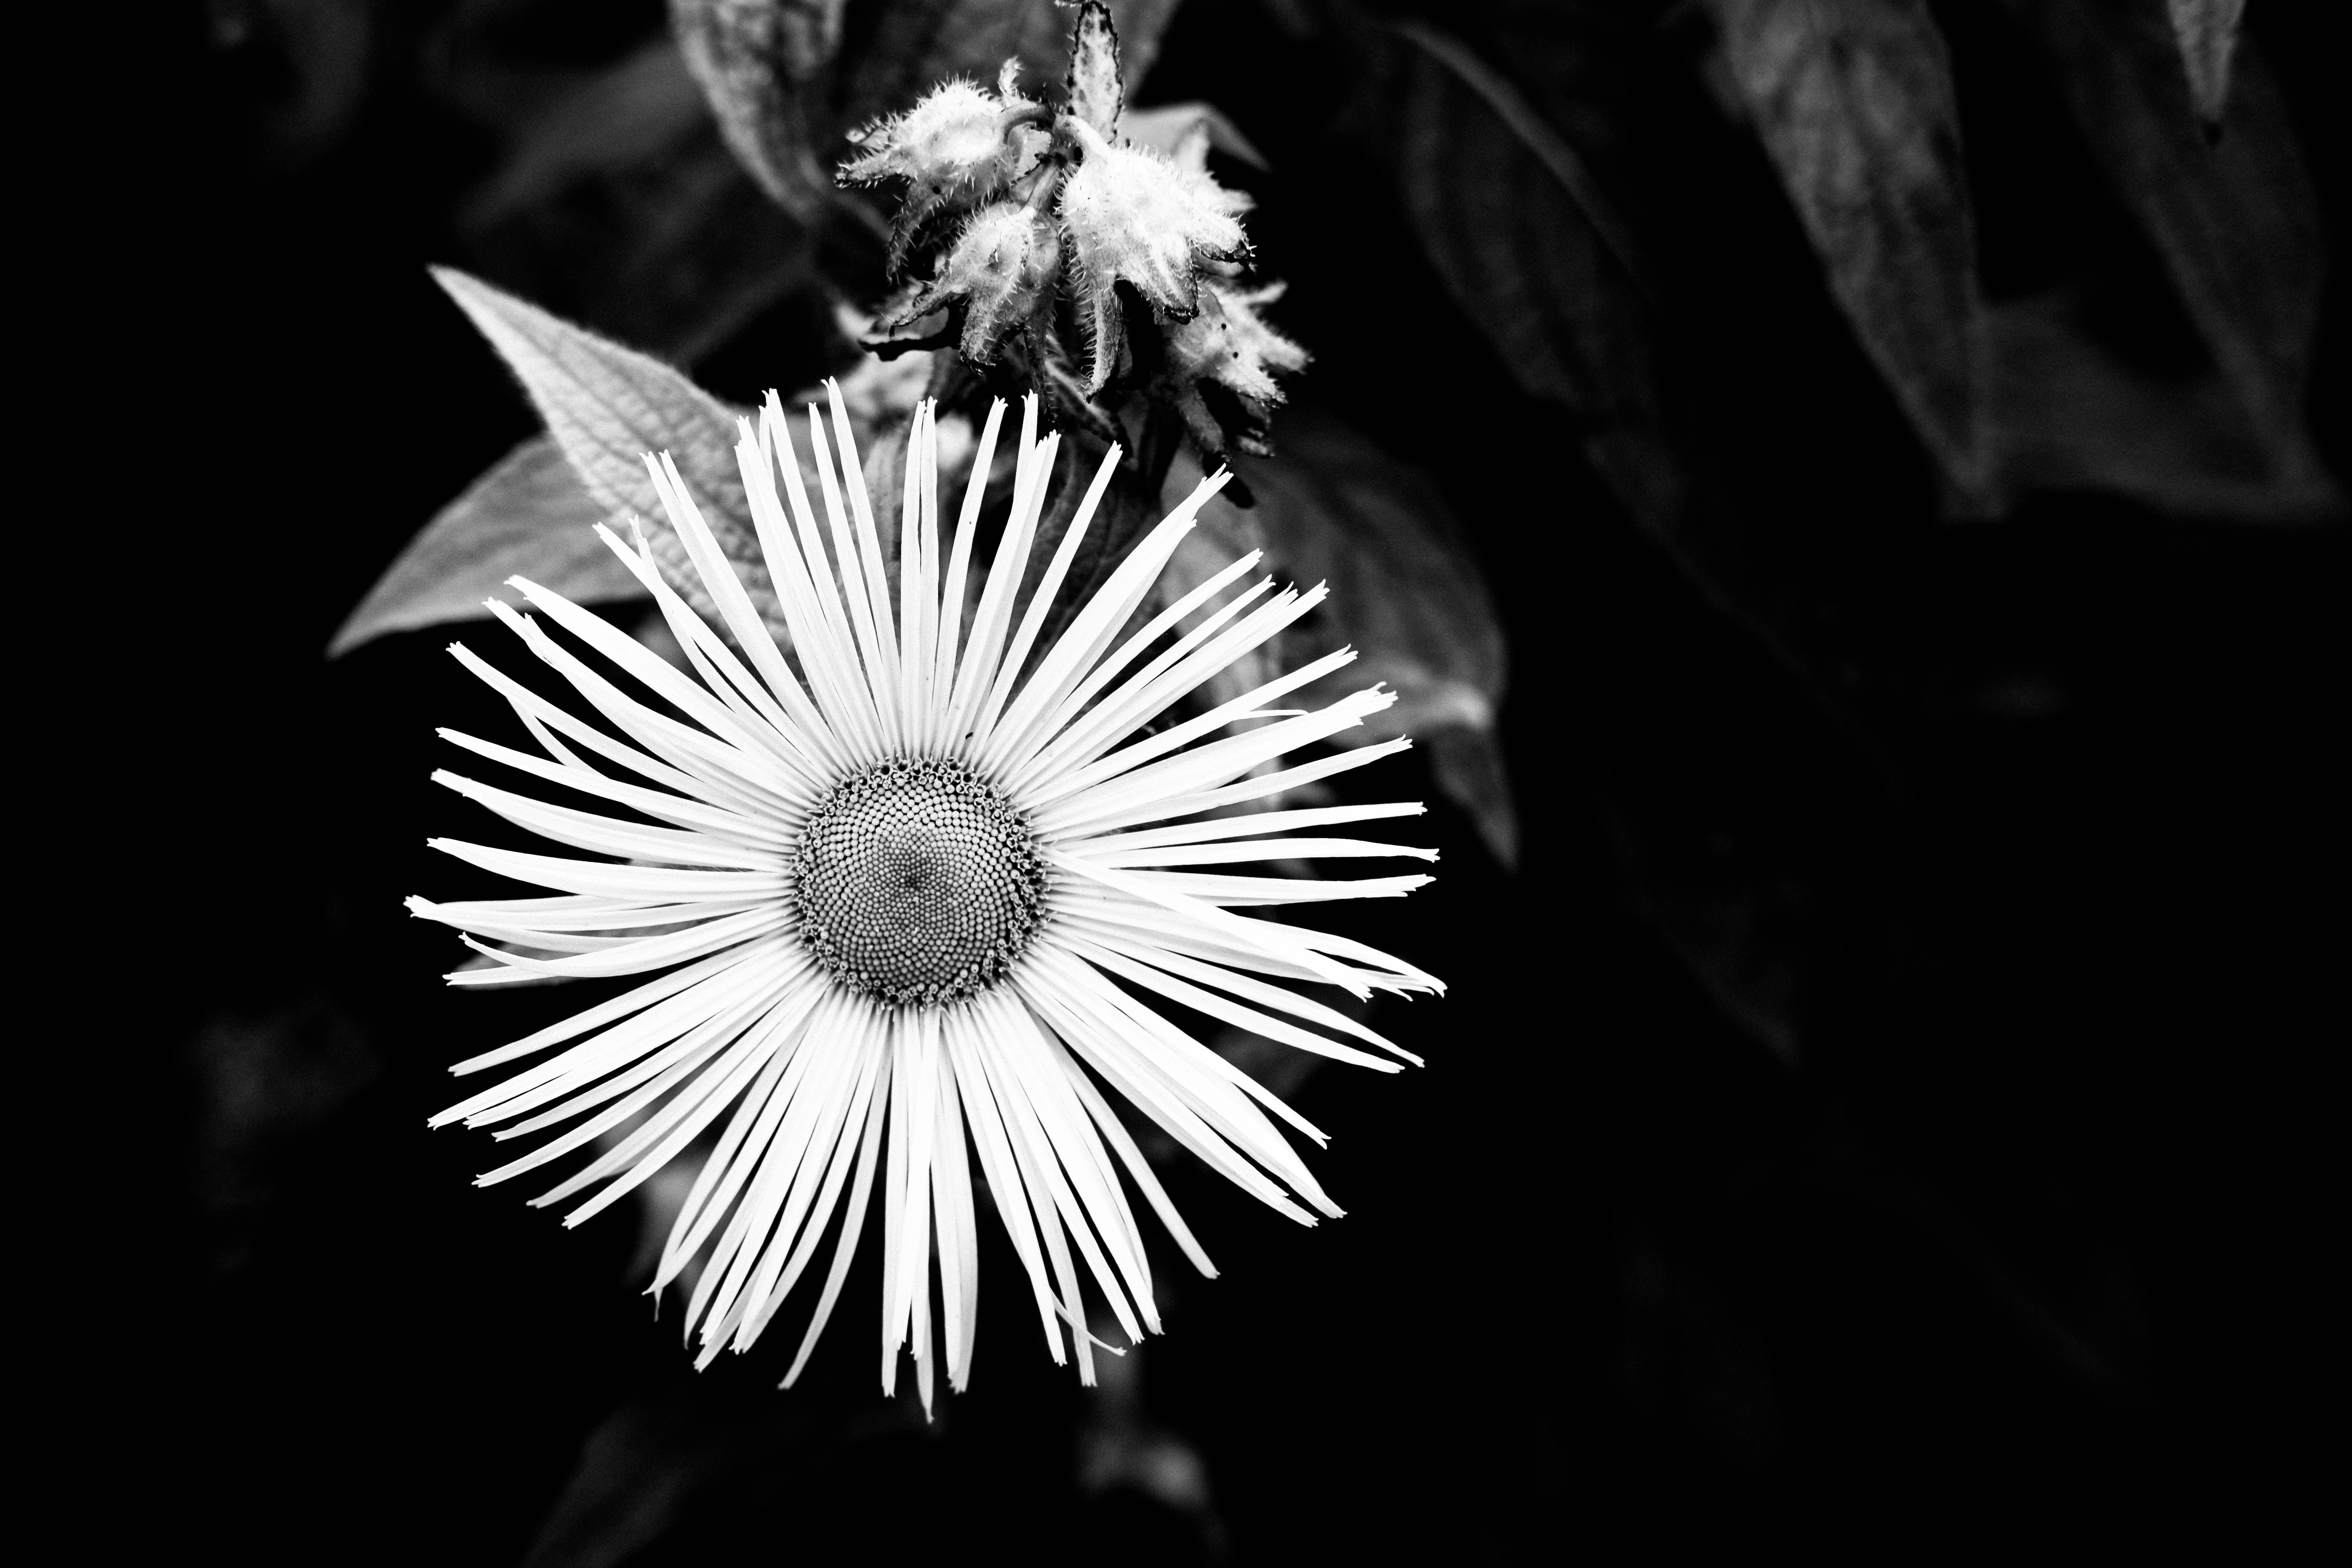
414;386;1441;1409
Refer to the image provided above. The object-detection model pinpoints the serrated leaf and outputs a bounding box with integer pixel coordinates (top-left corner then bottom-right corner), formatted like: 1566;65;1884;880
2011;0;2332;508
2164;0;2245;130
1704;0;1991;501
430;266;783;633
329;437;644;658
1065;0;1123;136
1169;407;1517;867
670;0;844;221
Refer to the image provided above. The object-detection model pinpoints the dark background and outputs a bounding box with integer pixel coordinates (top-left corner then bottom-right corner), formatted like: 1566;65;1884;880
65;0;2341;1562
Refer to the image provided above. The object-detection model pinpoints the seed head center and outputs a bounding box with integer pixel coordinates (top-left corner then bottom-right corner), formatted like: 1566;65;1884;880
791;757;1048;1008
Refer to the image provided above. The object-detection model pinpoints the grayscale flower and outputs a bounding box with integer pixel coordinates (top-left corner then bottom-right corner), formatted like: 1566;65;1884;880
412;386;1441;1409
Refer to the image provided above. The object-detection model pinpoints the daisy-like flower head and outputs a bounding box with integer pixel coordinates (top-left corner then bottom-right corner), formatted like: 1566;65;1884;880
1058;117;1250;393
412;387;1441;1409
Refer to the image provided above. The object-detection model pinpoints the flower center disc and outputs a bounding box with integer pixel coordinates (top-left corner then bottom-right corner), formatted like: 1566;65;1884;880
791;757;1049;1008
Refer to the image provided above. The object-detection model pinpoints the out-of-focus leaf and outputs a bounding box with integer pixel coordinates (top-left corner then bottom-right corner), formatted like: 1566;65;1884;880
1170;405;1517;867
2164;0;2245;131
671;0;846;221
519;1379;892;1568
329;437;642;657
1704;0;1991;502
186;994;378;1286
1991;290;2341;521
444;34;815;365
431;267;780;630
1123;102;1270;169
1361;21;1702;569
2011;0;2333;509
836;0;1185;136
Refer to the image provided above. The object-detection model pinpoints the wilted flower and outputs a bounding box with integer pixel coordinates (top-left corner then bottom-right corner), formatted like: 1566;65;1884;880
1059;118;1250;392
414;387;1439;1406
1160;281;1310;456
841;71;1047;271
895;201;1063;365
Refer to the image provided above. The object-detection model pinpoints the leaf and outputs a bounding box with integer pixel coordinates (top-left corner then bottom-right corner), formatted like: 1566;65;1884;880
2164;0;2245;131
328;437;644;657
1122;102;1270;169
1065;0;1123;136
1170;404;1518;867
447;35;816;365
1364;22;1702;564
1991;289;2341;521
836;0;1185;138
517;1378;890;1568
670;0;848;222
1703;0;1991;502
2009;0;2333;506
430;267;791;638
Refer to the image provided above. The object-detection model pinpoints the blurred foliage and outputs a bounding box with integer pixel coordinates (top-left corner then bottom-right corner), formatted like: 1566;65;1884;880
122;0;2347;1560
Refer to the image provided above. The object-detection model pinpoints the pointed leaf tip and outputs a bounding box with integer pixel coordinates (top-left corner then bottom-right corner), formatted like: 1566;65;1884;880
1065;1;1123;136
2167;0;2247;130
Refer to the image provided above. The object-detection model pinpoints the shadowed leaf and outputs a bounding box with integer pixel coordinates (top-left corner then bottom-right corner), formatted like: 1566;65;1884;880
328;437;642;657
2163;0;2245;130
448;34;815;365
2010;0;2334;512
1991;290;2341;521
671;0;845;221
1704;0;1991;502
836;0;1184;137
1123;102;1269;169
1172;405;1517;866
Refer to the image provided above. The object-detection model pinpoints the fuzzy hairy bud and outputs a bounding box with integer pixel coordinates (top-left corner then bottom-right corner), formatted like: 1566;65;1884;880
900;202;1063;366
1164;281;1308;406
840;78;1043;273
1057;118;1249;393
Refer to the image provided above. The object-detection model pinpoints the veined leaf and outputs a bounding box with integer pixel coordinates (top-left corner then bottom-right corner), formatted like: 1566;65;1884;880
429;267;780;634
328;437;640;658
1704;0;1991;502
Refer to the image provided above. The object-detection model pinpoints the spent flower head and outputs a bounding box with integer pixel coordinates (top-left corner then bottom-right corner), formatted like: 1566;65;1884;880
839;1;1303;472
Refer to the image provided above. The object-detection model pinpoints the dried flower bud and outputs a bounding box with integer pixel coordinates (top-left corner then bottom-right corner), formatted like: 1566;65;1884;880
896;202;1063;366
1164;281;1308;406
1058;118;1249;393
840;79;1043;273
